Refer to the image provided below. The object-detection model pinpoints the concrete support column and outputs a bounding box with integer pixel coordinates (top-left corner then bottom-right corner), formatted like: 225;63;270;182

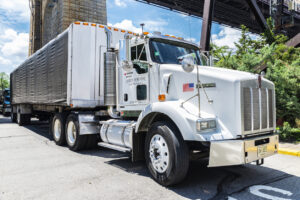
200;0;215;52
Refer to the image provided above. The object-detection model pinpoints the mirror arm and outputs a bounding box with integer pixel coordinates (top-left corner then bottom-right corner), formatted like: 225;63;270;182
137;45;145;61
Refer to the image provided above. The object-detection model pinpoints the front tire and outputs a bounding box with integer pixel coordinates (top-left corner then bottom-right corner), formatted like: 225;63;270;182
65;114;87;151
145;121;189;186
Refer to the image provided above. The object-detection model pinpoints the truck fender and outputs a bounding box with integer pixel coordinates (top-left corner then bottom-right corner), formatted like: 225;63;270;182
135;101;198;141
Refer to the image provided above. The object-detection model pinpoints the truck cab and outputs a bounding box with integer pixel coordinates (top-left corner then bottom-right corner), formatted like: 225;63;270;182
100;31;278;186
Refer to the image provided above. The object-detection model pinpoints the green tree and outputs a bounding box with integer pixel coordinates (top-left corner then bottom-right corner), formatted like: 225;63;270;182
0;72;9;91
211;20;300;127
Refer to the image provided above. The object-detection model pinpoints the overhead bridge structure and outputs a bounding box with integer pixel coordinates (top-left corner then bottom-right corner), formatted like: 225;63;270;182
136;0;300;49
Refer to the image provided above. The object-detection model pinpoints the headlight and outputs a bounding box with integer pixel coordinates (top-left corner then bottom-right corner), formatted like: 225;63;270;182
196;119;216;132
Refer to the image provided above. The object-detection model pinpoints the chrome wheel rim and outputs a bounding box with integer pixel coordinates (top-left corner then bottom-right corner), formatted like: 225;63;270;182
67;121;76;146
149;134;170;173
53;119;62;141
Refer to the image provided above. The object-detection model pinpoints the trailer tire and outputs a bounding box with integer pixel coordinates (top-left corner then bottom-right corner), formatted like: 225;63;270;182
52;114;66;146
65;114;87;151
145;121;189;186
11;112;17;123
17;113;31;126
85;135;98;149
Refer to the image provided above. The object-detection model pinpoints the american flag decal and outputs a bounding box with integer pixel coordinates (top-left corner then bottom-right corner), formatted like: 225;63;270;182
183;83;194;92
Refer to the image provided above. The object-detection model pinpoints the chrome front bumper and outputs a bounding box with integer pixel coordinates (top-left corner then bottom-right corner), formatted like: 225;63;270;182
208;134;278;167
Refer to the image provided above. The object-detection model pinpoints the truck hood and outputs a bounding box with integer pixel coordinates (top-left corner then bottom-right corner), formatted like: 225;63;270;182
159;64;274;138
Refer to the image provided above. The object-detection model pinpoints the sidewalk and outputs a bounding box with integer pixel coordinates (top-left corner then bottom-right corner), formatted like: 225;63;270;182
279;142;300;157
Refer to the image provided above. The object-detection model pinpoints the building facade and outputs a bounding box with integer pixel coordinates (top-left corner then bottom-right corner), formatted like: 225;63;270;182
29;0;107;55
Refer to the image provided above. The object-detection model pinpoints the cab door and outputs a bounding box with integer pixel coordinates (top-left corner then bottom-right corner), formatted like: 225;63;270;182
118;43;149;111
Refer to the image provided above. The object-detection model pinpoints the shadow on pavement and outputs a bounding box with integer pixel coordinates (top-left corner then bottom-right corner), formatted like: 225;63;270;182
0;115;12;124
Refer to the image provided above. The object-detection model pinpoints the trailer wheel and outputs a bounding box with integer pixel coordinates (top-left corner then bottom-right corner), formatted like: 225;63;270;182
52;114;66;146
11;112;17;123
17;113;31;126
65;114;87;151
145;121;189;186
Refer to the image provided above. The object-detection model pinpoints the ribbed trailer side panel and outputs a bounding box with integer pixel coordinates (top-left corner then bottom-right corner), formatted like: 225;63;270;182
11;31;69;105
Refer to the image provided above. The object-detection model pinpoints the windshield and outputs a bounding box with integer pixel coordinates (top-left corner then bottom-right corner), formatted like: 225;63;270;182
149;39;202;65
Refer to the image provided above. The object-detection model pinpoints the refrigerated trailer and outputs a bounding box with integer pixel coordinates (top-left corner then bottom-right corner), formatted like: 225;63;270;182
11;22;279;186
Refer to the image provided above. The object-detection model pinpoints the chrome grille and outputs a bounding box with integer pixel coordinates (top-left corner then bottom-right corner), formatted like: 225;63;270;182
268;89;274;128
253;89;260;130
243;88;251;131
242;86;275;134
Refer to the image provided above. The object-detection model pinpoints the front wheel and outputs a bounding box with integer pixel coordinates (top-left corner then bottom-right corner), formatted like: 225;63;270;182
145;121;189;186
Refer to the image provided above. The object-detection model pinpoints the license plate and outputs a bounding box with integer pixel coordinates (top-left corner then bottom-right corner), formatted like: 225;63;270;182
257;145;268;158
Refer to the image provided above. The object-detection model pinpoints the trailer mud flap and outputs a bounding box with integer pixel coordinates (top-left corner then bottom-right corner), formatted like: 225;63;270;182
78;114;100;135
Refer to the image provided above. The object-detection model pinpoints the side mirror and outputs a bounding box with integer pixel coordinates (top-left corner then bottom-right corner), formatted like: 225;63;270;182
180;54;195;73
119;35;133;71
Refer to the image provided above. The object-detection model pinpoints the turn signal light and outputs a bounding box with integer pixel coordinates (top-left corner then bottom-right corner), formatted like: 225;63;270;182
158;94;166;102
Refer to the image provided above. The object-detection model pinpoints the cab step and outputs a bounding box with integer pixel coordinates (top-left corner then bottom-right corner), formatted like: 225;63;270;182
98;142;131;153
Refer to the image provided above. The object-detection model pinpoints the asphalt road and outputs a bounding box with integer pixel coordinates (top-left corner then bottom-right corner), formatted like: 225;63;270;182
0;115;300;200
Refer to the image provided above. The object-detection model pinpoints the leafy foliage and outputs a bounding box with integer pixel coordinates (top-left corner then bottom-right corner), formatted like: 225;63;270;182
0;72;9;91
211;19;300;127
278;122;300;142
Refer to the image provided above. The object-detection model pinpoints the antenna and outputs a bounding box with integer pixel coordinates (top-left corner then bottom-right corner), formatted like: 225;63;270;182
140;23;145;33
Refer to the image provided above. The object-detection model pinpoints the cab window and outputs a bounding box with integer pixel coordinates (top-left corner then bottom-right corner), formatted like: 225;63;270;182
131;44;147;61
131;44;148;74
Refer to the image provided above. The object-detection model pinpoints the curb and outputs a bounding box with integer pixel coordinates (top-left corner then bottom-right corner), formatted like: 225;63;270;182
278;148;300;157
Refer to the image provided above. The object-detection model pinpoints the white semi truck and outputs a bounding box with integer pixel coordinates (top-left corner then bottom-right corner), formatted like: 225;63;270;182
10;22;278;186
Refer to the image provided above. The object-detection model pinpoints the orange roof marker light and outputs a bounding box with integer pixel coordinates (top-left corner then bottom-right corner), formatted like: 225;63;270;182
108;27;112;30
99;25;105;28
128;31;133;34
178;37;183;40
171;36;176;38
114;28;119;31
165;34;170;37
83;22;89;26
121;30;126;33
74;22;81;25
143;32;149;35
91;24;96;27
